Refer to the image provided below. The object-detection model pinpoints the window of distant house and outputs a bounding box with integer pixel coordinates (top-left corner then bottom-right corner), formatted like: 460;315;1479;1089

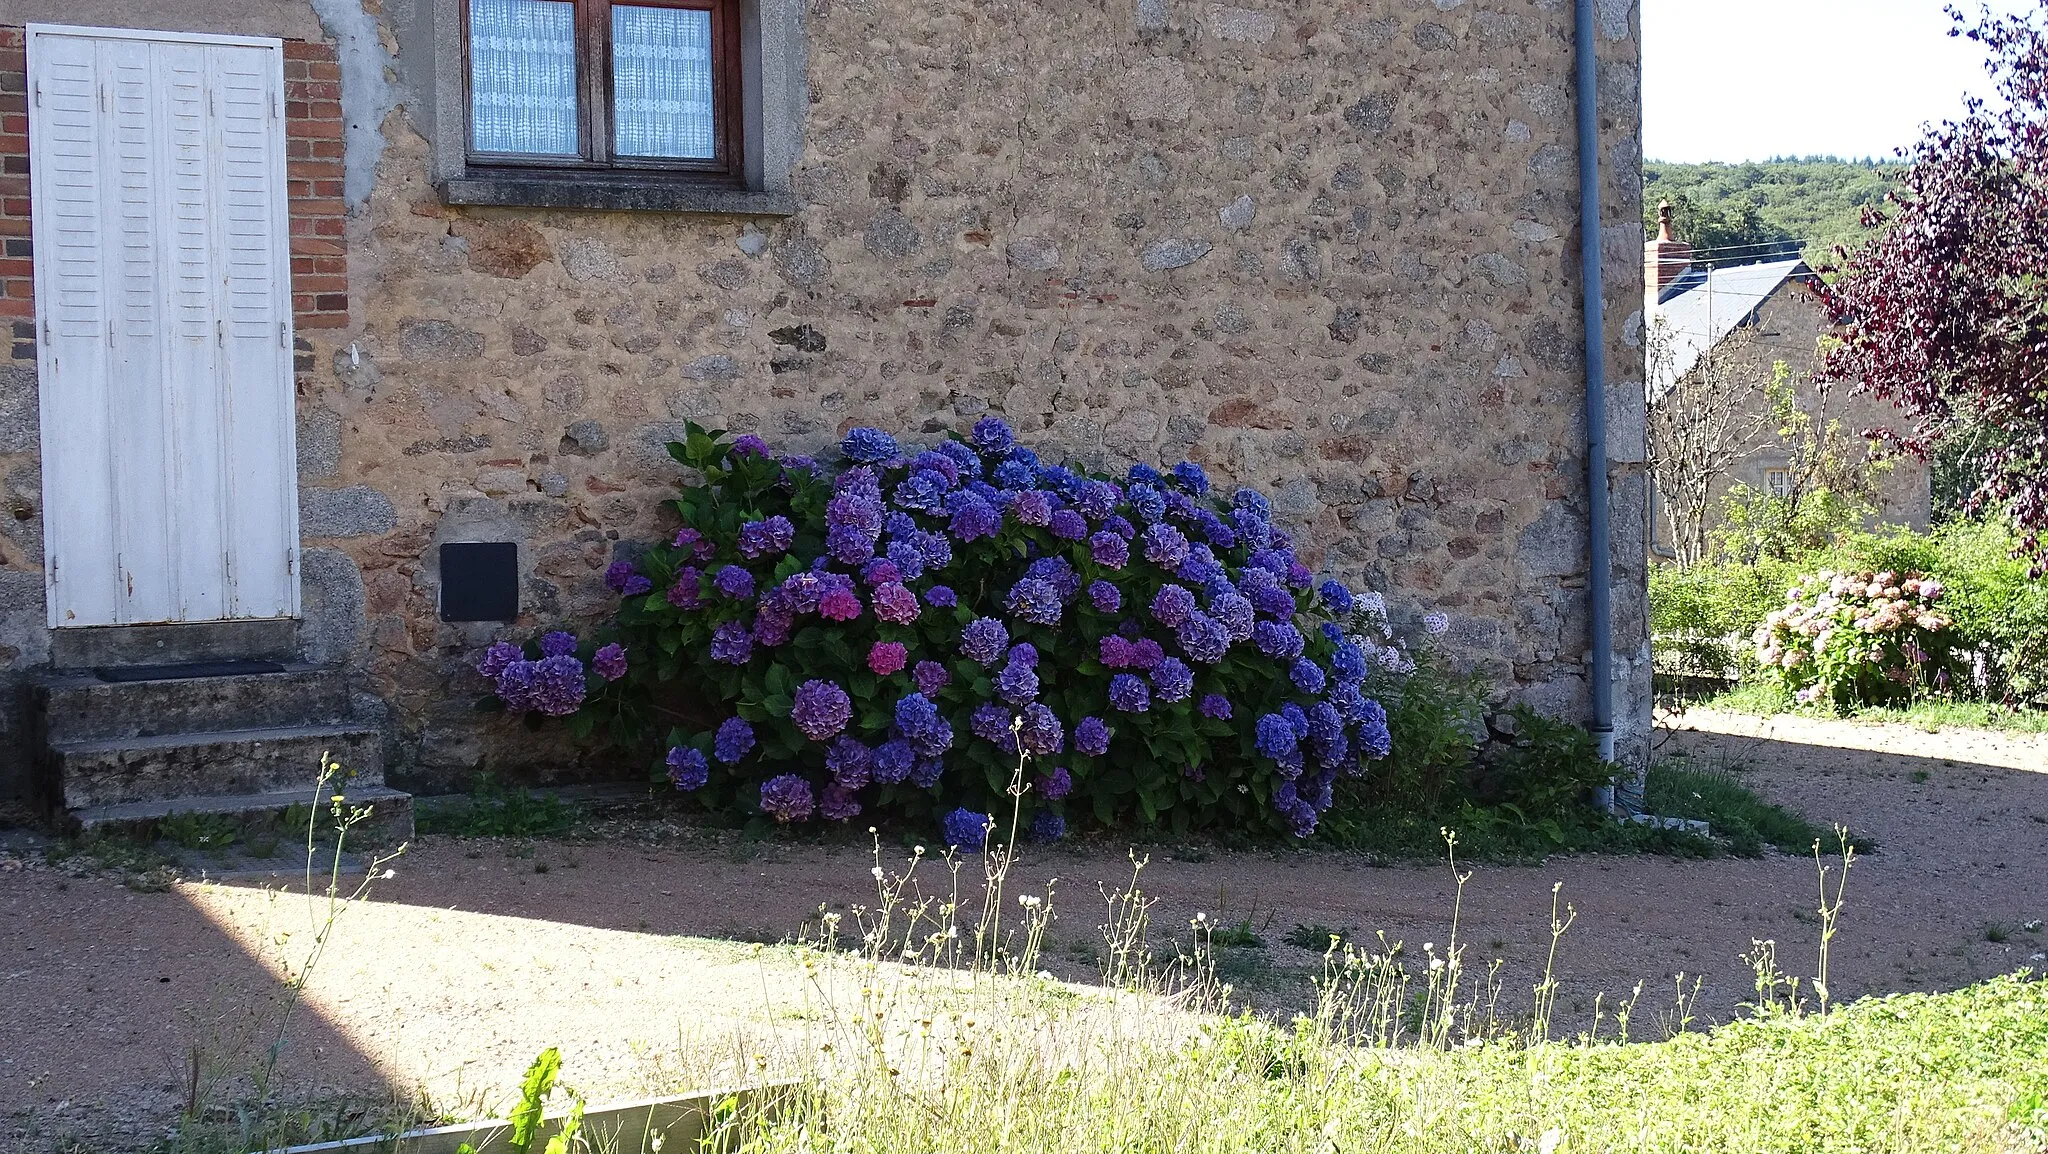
464;0;741;179
1765;468;1792;498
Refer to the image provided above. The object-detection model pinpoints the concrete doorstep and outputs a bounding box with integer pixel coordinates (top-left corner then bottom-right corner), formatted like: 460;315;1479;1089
261;1082;790;1154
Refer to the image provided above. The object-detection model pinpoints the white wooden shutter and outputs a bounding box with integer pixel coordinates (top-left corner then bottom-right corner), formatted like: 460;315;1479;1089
29;26;298;628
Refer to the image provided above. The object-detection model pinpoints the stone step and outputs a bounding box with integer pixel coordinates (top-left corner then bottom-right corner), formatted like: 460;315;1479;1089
53;723;384;810
73;784;414;850
35;664;353;744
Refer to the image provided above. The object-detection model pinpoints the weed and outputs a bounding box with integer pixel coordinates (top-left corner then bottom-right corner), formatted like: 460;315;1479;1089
1644;761;1867;856
416;775;575;839
158;811;239;852
1284;922;1354;952
1987;923;2011;943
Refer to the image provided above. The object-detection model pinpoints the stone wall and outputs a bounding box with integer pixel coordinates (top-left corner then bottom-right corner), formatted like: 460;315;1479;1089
0;0;1652;798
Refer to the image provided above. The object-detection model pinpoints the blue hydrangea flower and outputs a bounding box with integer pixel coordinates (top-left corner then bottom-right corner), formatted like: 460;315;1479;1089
1231;487;1272;518
840;427;901;464
1199;694;1232;720
894;691;943;737
1195;510;1237;551
1330;641;1368;681
872;739;916;784
1318;580;1355;615
1048;509;1088;541
1007;642;1040;668
1075;482;1119;520
713;717;757;764
944;807;992;851
1172;461;1211;495
1126;484;1167;524
1175;613;1231;665
1282;702;1310;739
1006;577;1063;627
1254;713;1299;761
925;584;959;608
713;565;756;600
911;449;962;486
1253;621;1305;660
1231;507;1272;550
971;704;1017;749
710;621;753;665
892;470;949;513
1290;658;1327;695
885;540;927;582
1211;592;1256;642
947;493;1001;542
1127;463;1163;486
1103;513;1136;539
1108;673;1151;713
1306;701;1348;768
934;439;983;478
1030;810;1067;842
911;757;946;788
995;659;1041;706
666;746;709;791
994;459;1038;490
960;617;1009;665
1088;531;1130;569
970;417;1016;455
1151;657;1194;703
1074;716;1111;756
1355;699;1392;760
1087;580;1122;613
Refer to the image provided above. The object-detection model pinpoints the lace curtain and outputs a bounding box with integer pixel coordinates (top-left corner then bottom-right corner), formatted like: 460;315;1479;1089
468;0;579;155
612;5;716;159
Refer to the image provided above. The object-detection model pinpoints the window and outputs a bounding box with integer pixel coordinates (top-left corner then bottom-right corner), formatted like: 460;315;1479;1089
1764;468;1792;498
463;0;742;181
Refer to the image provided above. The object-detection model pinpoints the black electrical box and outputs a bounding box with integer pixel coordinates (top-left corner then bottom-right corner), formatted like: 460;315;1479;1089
439;542;519;622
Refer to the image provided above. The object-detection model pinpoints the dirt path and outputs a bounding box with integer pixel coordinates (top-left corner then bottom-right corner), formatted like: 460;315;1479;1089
5;709;2046;1151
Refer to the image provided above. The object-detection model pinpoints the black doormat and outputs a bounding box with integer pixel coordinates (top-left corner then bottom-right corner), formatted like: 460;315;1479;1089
94;660;287;683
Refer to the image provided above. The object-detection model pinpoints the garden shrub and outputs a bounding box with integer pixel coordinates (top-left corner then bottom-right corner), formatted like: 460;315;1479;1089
1752;569;1962;707
475;420;1453;843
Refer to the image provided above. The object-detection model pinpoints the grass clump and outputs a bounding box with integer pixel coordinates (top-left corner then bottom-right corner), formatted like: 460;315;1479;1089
1696;682;2048;735
416;775;577;838
1643;760;1861;857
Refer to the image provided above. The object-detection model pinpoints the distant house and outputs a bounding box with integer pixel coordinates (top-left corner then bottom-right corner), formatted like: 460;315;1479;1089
1642;208;1929;559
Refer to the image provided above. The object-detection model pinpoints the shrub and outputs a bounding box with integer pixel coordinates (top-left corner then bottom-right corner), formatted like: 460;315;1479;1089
477;421;1446;842
1752;569;1963;707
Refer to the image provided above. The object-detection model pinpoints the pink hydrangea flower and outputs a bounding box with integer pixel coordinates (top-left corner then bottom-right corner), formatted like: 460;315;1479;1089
868;641;908;676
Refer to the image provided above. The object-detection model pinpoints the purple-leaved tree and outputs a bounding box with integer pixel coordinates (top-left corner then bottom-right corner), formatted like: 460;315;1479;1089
1821;2;2048;572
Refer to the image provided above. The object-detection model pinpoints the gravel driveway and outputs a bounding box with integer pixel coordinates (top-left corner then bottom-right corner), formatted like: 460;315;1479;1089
5;708;2045;1151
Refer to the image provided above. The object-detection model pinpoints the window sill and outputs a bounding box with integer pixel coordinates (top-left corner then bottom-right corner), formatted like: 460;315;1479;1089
439;177;797;216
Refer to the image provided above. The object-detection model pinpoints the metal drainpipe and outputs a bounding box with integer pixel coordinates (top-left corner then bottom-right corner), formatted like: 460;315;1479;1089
1574;0;1619;797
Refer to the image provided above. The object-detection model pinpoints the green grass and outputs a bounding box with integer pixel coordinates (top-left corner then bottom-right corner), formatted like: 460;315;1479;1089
1692;683;2048;734
414;776;577;838
1643;761;1862;857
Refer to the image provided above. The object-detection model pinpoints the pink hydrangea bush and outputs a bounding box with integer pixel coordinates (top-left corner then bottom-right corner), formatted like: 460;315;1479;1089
1753;569;1962;707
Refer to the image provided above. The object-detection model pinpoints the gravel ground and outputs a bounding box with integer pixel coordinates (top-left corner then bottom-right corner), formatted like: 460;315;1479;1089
5;708;2045;1151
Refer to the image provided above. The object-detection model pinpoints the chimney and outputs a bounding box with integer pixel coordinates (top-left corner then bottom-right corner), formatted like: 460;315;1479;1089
1644;201;1694;297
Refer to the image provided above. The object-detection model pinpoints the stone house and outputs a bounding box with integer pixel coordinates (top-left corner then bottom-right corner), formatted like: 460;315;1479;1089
1643;213;1930;561
0;0;1651;832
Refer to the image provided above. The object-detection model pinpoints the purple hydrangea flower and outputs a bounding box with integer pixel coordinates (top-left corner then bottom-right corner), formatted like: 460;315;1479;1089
1290;658;1327;695
604;561;640;593
711;621;753;665
820;783;863;822
861;558;903;588
731;433;771;457
1151;657;1195;703
530;654;587;716
1008;643;1040;668
913;660;951;696
892;471;949;514
827;737;872;788
943;807;992;851
1040;765;1074;800
712;565;755;601
818;584;863;622
592;643;628;681
969;417;1016;455
911;450;962;485
1011;489;1054;526
869;641;909;676
494;661;540;711
947;494;1002;542
1019;703;1064;755
791;681;853;742
1025;556;1080;601
760;774;816;823
960;617;1010;665
1074;716;1111;756
1103;513;1136;539
476;641;522;680
1196;511;1237;551
1255;713;1299;761
1109;673;1151;714
971;704;1017;749
1199;694;1232;720
826;524;878;566
925;584;959;608
1150;584;1197;628
1141;523;1190;569
1285;562;1314;590
873;582;921;625
911;757;946;788
995;659;1041;706
1007;578;1063;627
617;573;650;598
934;439;983;479
534;632;573;659
1088;581;1123;613
1030;810;1067;843
753;604;794;648
1048;509;1089;541
737;516;796;560
1176;613;1231;665
840;427;901;464
1253;621;1305;660
666;746;709;791
668;568;704;609
1088;531;1130;569
872;740;916;784
714;717;757;764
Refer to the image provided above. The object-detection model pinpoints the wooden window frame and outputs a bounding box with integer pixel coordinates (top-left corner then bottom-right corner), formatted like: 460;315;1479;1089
459;0;744;184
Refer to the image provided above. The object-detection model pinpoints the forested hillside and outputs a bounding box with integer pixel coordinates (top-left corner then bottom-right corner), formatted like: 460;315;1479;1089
1643;159;1903;269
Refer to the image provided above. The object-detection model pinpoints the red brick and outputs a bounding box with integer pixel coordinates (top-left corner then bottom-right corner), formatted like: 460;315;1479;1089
0;298;31;319
292;274;346;293
286;80;341;101
0;218;29;237
287;159;343;179
283;60;310;81
2;116;25;136
312;217;343;237
282;40;334;61
0;258;28;278
311;180;343;198
297;312;348;329
0;94;23;115
307;62;341;82
294;118;342;140
289;237;346;256
310;139;342;158
1;197;26;217
2;277;33;297
308;255;346;275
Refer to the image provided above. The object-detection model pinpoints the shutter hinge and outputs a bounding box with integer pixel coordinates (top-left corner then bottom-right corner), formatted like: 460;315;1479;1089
99;83;109;114
216;318;224;347
287;552;296;577
280;320;288;349
32;79;41;108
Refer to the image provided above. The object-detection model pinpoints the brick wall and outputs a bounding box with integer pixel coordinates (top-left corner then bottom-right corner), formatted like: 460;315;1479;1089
0;27;350;332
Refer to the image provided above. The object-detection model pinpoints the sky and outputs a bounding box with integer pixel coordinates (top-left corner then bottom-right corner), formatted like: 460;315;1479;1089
1642;0;2032;162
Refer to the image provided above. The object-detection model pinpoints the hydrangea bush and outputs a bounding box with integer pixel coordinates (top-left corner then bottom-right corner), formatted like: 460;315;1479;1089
1752;569;1962;707
480;419;1439;843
